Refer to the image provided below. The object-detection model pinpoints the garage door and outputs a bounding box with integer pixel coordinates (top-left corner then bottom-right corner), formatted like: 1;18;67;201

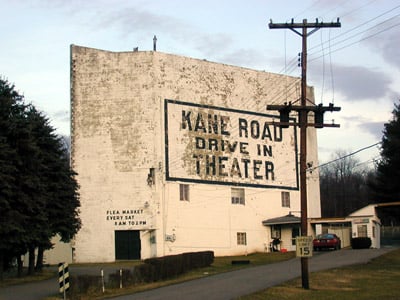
330;227;351;248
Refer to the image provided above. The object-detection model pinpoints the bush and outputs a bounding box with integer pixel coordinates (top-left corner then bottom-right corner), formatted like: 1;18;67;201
65;251;214;298
107;251;214;287
143;251;214;281
132;263;156;283
351;237;372;249
67;274;102;299
108;268;136;288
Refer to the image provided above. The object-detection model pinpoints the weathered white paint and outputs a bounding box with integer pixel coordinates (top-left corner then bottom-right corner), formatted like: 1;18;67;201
70;45;321;262
44;235;73;265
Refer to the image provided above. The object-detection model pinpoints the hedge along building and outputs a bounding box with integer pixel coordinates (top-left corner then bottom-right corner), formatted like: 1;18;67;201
70;45;321;262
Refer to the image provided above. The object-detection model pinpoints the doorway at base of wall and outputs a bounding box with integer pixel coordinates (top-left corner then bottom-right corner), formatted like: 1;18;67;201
115;230;141;260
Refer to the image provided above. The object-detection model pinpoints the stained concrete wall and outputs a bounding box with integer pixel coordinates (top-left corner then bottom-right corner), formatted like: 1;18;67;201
71;45;321;262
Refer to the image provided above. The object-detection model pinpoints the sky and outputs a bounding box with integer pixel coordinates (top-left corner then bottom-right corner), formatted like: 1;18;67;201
1;0;399;167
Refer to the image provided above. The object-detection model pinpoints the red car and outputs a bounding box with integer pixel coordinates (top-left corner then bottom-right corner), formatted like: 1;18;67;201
313;233;341;251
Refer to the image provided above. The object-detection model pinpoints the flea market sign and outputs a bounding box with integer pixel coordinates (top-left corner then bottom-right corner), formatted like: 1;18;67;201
106;209;150;228
164;99;299;189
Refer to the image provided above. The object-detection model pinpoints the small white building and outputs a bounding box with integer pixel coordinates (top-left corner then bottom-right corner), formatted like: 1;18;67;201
311;204;382;249
70;45;321;262
348;204;381;249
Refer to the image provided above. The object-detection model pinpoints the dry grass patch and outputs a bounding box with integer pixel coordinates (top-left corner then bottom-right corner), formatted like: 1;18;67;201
55;252;295;299
0;269;56;287
239;248;400;300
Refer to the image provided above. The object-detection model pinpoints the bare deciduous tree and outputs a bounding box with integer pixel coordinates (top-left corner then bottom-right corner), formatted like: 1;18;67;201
320;150;373;217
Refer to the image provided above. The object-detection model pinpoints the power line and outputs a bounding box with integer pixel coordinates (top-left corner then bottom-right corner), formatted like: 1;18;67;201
266;5;400;111
292;0;322;19
309;13;400;62
352;156;381;170
339;0;378;19
276;5;400;78
277;2;377;75
308;4;400;53
309;142;381;172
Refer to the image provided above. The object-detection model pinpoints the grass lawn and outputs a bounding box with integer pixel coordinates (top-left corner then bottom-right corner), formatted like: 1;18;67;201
0;269;56;288
88;251;296;299
3;251;293;300
238;248;400;300
5;249;400;299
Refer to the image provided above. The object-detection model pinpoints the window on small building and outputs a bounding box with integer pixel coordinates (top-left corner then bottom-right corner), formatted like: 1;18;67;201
179;184;189;201
231;188;245;205
237;232;247;245
358;224;368;237
281;191;290;207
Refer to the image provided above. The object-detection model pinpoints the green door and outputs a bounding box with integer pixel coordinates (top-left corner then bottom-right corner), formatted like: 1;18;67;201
115;230;141;260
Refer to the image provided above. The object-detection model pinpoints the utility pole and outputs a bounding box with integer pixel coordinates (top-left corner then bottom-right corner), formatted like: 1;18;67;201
267;18;341;289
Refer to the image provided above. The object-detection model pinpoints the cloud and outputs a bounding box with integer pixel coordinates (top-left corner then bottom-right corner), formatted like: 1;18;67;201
192;33;234;58
359;121;385;140
340;113;384;140
309;64;392;101
82;5;238;60
30;2;272;70
379;31;400;69
362;18;400;70
98;7;185;34
31;2;192;42
217;48;269;69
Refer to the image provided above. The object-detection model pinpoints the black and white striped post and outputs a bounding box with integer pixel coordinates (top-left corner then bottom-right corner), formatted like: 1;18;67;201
58;262;70;299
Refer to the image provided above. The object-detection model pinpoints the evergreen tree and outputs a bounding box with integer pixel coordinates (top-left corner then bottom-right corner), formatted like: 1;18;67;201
0;78;30;278
26;107;80;271
0;78;80;278
370;100;400;202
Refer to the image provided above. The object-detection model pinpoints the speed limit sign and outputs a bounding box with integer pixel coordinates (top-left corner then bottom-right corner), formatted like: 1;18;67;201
296;236;313;257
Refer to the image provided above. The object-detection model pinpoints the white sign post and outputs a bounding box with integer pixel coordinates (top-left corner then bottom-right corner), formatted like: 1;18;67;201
296;236;313;257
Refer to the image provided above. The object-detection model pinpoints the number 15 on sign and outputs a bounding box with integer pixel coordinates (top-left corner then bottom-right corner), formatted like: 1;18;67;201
296;236;313;257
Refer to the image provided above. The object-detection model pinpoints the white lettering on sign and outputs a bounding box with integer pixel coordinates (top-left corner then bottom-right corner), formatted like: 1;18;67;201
164;99;299;189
